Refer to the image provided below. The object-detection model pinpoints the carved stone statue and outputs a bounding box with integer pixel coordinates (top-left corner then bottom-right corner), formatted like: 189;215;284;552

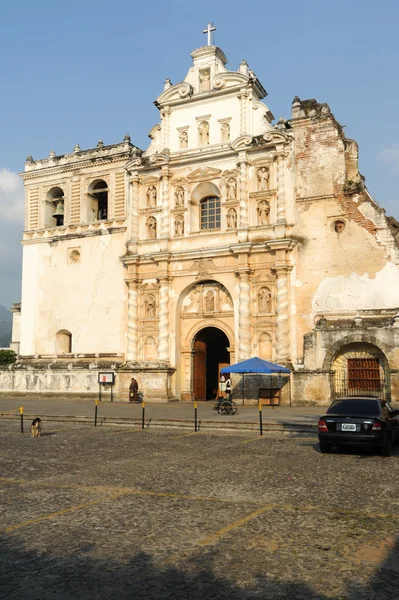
145;294;156;318
199;69;211;92
147;216;157;239
221;122;230;142
227;208;237;229
174;215;184;236
257;167;269;191
227;178;237;200
205;291;215;312
179;130;188;149
146;185;157;208
175;186;184;207
258;287;271;313
199;121;209;145
257;200;270;225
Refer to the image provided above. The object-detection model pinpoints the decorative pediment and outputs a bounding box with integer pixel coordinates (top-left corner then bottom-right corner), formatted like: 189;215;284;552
212;72;250;91
230;135;253;152
147;152;170;166
187;166;222;182
126;157;142;170
171;177;188;186
141;175;161;185
221;168;239;179
156;82;193;106
263;130;290;144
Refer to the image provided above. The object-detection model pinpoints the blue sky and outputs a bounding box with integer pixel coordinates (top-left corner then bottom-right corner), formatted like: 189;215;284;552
1;0;399;308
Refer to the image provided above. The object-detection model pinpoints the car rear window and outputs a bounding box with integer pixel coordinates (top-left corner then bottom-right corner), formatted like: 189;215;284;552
327;399;381;416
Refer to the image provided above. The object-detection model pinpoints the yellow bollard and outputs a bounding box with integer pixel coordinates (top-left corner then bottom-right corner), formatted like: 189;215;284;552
20;406;24;434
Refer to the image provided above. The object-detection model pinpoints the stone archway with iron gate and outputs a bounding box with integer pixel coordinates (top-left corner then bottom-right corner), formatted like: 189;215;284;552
326;341;390;401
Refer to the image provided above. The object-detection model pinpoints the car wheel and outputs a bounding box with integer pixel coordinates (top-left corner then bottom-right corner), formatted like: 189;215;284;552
380;434;393;457
319;441;331;454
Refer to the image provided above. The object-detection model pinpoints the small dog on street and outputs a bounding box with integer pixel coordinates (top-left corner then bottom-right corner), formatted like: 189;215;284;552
31;417;42;438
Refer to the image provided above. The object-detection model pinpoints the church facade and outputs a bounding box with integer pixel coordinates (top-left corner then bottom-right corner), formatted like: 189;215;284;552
3;35;399;404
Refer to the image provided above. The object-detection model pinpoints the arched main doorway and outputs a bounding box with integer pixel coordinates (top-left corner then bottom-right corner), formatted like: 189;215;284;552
193;327;230;401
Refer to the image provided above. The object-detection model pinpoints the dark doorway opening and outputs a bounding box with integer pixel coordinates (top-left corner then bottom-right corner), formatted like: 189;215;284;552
193;327;230;401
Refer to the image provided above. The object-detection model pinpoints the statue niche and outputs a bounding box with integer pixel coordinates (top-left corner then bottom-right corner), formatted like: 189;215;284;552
221;122;230;142
199;69;211;92
205;291;215;312
175;186;185;207
146;216;157;239
179;130;188;149
145;294;156;319
227;208;237;229
257;200;270;225
258;287;271;313
146;185;157;208
198;121;209;146
257;167;269;191
174;214;184;237
226;178;237;200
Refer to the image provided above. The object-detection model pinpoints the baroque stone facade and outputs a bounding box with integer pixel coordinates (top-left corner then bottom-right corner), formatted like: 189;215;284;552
3;34;399;404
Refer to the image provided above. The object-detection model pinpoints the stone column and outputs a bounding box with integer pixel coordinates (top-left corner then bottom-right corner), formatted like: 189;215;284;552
130;174;139;240
158;276;171;362
275;266;291;362
276;152;286;223
126;278;138;362
161;107;171;150
238;92;248;135
161;167;170;238
237;269;252;360
238;153;249;229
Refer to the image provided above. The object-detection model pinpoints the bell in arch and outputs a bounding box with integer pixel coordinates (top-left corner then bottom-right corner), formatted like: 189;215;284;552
52;198;64;226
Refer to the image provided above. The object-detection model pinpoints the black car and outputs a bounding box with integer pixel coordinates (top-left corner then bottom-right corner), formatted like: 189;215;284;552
318;397;399;456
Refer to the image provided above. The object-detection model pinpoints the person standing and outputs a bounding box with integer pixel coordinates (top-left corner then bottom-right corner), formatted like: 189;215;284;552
225;376;232;401
129;377;139;403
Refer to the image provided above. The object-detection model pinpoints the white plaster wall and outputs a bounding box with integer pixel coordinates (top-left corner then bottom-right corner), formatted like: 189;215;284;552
20;233;127;355
312;262;399;314
168;96;241;151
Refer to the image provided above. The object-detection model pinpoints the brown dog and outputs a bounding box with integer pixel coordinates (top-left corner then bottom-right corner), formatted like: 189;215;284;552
31;418;42;438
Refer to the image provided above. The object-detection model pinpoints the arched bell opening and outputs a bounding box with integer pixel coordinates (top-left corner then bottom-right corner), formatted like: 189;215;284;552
45;186;65;227
192;326;230;401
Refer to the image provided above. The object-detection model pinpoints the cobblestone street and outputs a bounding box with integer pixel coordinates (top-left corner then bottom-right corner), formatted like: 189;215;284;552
1;421;399;599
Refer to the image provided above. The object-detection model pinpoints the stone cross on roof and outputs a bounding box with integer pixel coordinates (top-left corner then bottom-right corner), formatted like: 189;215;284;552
203;22;216;46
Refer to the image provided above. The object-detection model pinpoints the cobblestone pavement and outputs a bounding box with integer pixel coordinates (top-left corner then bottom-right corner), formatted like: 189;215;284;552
0;397;322;426
1;422;399;599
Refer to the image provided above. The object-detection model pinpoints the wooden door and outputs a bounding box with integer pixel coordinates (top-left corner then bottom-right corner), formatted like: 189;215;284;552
194;340;206;401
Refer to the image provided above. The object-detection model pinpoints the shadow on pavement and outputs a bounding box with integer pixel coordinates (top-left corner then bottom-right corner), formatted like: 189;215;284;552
1;534;399;599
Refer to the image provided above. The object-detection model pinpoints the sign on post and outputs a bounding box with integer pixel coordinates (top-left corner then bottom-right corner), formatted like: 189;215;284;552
98;372;115;402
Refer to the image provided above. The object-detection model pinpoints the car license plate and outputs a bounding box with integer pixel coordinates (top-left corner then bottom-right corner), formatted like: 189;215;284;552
341;423;356;431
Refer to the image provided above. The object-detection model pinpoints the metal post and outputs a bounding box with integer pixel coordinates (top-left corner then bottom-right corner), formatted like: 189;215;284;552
20;406;24;434
94;400;98;427
194;402;198;432
259;403;263;436
142;402;145;429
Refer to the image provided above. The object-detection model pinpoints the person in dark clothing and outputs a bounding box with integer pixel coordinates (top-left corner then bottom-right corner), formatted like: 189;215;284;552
129;378;139;403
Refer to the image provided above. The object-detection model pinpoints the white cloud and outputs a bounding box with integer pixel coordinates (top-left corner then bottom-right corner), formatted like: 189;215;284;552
376;144;399;176
0;168;24;223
